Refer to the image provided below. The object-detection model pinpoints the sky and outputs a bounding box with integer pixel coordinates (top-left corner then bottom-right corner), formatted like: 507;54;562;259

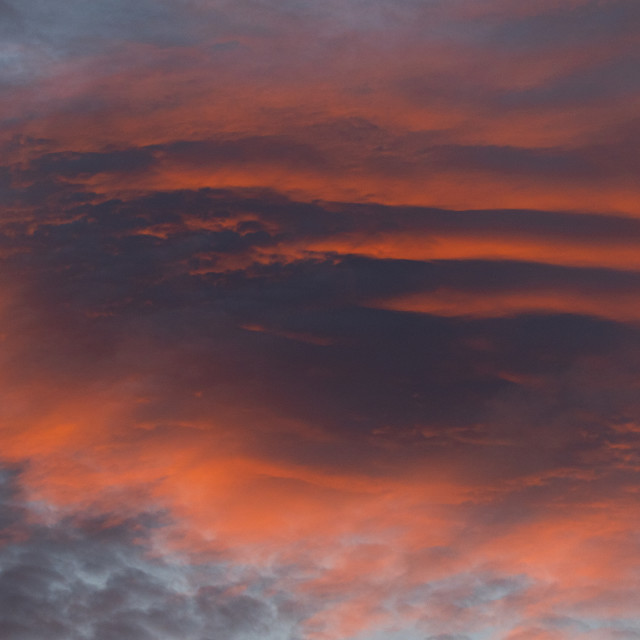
1;1;640;639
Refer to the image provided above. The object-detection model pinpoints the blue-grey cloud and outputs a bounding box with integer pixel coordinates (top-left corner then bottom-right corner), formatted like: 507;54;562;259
0;466;306;640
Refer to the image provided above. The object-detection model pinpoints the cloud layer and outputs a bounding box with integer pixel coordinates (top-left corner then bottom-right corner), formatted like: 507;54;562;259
1;1;640;639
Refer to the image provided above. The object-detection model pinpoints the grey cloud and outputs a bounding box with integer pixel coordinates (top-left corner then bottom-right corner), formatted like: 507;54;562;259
0;0;404;69
0;467;305;640
487;0;640;50
610;630;640;640
1;0;204;54
497;55;640;110
396;0;640;130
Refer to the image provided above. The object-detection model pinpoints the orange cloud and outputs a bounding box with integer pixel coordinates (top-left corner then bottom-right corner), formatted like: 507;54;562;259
3;1;640;637
371;289;640;323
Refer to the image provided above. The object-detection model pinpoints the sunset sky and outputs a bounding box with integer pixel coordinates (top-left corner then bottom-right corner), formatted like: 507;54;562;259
1;1;640;639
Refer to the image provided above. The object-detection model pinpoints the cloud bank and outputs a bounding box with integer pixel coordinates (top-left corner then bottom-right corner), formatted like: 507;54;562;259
1;1;640;639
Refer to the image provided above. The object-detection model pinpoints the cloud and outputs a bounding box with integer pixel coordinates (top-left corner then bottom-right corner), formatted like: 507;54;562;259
3;0;640;212
2;1;640;638
0;465;306;640
3;187;640;456
3;180;640;637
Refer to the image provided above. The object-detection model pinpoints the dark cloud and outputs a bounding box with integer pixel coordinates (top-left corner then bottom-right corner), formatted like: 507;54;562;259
3;186;640;485
0;467;305;640
30;149;155;178
424;144;598;181
497;55;640;109
487;0;640;50
27;136;328;182
163;137;329;172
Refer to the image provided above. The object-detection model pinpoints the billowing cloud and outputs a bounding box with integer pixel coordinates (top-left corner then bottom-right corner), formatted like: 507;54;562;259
1;1;639;639
0;466;306;640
